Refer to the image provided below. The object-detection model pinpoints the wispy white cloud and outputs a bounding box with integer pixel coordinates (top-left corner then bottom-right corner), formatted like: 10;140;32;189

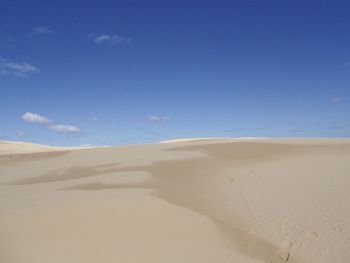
33;26;53;35
79;144;94;148
48;124;81;134
90;116;99;122
330;97;343;103
21;112;82;134
0;58;40;77
91;34;131;45
15;130;26;137
22;112;53;124
147;115;170;123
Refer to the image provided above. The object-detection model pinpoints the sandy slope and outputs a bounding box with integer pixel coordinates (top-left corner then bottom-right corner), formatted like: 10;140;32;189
0;139;350;263
0;141;80;155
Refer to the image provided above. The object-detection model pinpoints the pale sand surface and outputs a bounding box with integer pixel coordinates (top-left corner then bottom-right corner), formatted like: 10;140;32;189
0;141;82;155
1;139;350;263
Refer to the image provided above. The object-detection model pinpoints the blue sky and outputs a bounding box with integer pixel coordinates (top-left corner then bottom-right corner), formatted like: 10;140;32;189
1;0;349;146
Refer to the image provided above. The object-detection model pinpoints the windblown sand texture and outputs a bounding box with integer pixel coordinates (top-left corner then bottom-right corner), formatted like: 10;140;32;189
1;139;350;263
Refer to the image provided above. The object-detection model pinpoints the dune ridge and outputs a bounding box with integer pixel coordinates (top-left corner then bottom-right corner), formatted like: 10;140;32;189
1;139;350;263
0;141;83;155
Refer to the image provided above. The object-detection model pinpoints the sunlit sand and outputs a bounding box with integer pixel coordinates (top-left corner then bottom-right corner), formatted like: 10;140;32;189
1;139;350;263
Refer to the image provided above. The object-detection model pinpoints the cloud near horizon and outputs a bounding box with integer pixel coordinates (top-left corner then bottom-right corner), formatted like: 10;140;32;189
0;58;40;77
22;112;53;124
21;112;82;134
15;130;26;137
147;115;170;123
91;34;131;45
48;124;81;134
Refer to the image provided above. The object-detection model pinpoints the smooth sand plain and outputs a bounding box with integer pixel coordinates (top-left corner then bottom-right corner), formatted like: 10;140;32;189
0;138;350;263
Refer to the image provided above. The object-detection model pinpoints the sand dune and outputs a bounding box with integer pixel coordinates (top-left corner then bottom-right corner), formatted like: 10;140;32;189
0;141;80;155
1;139;350;263
158;137;269;143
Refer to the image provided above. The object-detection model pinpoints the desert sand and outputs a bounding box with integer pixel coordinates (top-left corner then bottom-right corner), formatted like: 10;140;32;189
0;141;83;155
1;138;350;263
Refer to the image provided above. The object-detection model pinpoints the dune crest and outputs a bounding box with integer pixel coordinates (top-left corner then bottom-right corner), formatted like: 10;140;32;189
0;141;81;155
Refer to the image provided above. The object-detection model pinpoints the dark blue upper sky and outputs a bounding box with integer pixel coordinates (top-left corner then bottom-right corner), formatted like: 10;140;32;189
1;0;349;146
